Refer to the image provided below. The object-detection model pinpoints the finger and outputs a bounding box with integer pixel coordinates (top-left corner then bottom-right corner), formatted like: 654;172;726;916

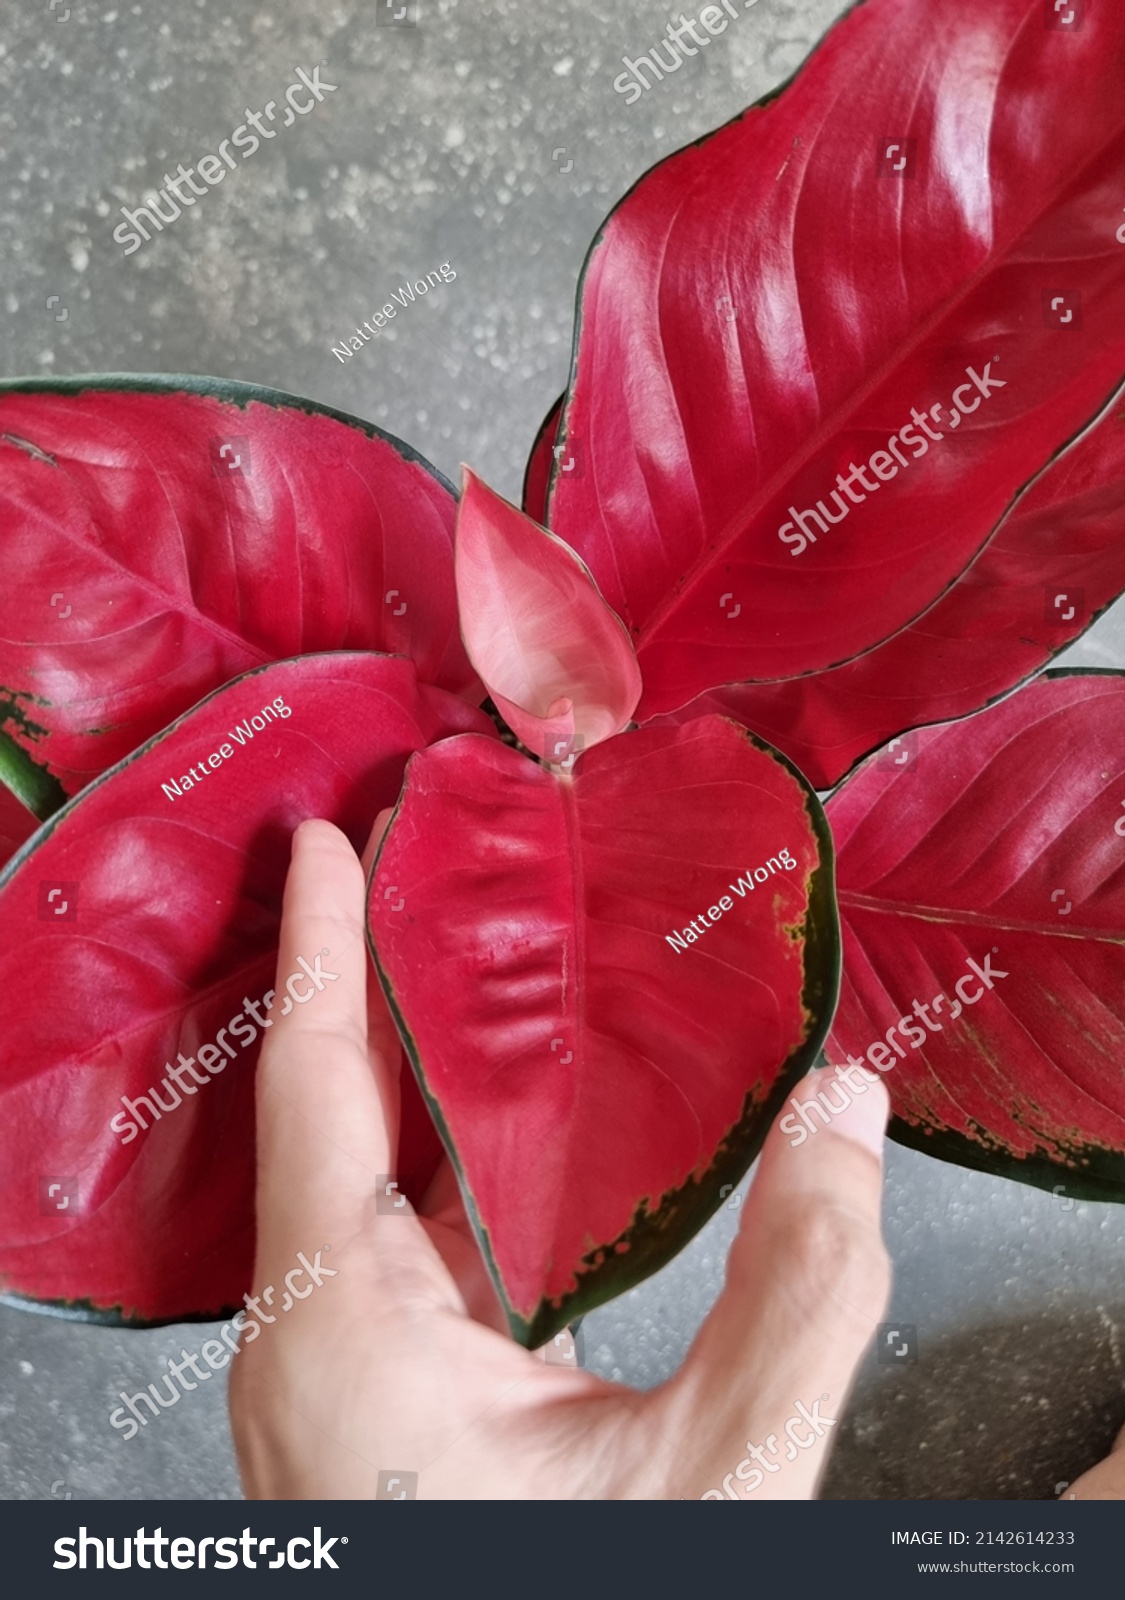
1065;1419;1125;1499
254;818;395;1256
1066;1450;1125;1499
665;1067;892;1498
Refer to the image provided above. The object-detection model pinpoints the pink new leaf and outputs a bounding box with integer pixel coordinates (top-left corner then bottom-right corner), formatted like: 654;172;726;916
455;469;641;760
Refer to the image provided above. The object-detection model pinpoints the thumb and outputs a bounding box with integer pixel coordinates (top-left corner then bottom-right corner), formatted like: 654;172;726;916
662;1066;892;1498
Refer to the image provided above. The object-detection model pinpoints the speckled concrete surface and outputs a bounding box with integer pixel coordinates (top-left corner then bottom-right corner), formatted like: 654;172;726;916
1;0;1123;1501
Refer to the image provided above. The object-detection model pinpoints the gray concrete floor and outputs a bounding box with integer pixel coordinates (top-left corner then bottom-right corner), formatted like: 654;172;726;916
1;0;1123;1501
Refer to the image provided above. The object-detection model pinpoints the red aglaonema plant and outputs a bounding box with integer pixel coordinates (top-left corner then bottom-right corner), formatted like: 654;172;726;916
368;472;836;1343
2;0;1125;1344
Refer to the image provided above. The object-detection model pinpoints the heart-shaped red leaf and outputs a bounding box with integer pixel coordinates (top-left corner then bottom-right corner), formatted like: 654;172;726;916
368;717;838;1345
653;378;1125;786
0;377;478;804
542;0;1125;717
455;470;640;760
0;652;491;1324
826;671;1125;1201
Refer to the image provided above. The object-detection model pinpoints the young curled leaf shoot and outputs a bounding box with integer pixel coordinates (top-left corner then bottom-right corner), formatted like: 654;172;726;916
454;469;641;768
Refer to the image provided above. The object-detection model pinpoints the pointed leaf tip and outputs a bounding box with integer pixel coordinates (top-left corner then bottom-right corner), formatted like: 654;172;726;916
455;469;641;759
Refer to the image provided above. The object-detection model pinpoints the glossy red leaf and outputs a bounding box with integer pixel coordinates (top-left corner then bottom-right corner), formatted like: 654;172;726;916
544;0;1125;719
368;716;838;1345
0;652;491;1324
0;376;479;805
0;785;37;871
455;470;641;759
653;378;1125;787
826;671;1125;1201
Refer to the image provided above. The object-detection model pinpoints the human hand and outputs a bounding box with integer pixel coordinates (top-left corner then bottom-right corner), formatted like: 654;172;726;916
229;816;892;1500
1065;1423;1125;1500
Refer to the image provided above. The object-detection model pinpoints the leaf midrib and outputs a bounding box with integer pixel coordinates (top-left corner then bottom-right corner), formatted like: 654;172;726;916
840;890;1125;944
635;79;1125;652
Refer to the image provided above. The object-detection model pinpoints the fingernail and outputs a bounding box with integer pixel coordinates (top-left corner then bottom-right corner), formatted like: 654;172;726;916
830;1074;890;1160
